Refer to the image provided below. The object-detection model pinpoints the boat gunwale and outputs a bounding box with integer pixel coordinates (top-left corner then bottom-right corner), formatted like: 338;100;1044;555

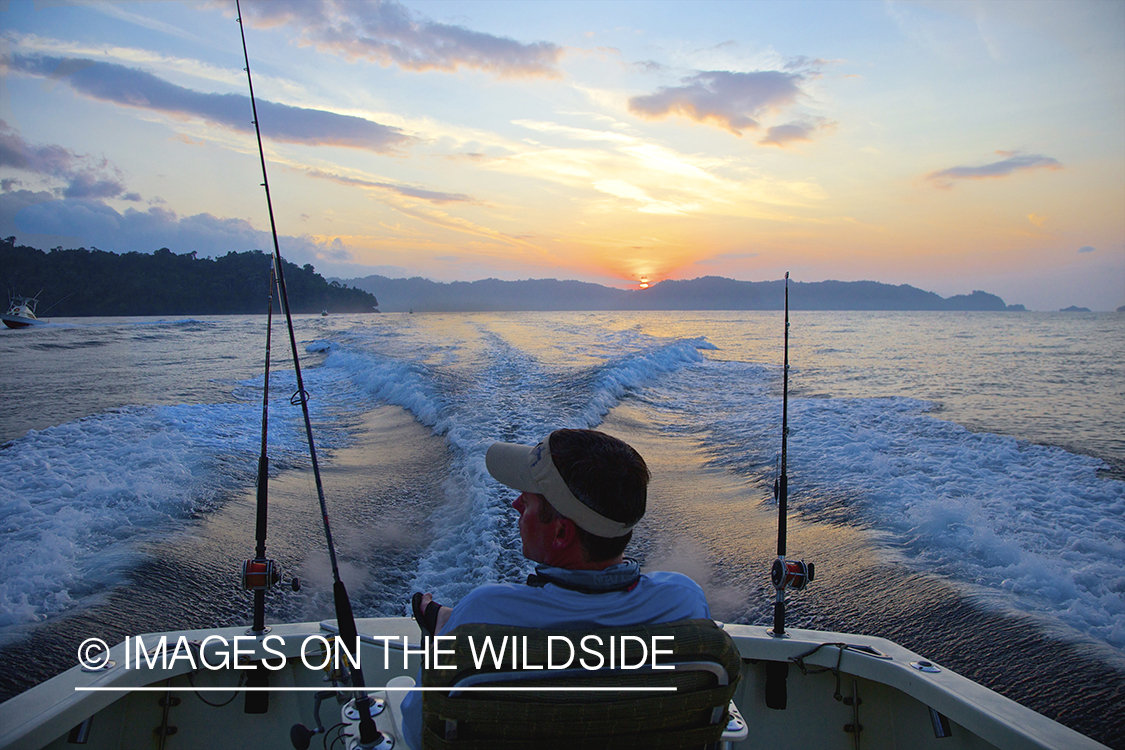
0;618;1108;750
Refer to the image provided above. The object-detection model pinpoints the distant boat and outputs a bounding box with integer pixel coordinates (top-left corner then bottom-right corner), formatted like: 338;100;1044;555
1;293;47;329
321;309;329;317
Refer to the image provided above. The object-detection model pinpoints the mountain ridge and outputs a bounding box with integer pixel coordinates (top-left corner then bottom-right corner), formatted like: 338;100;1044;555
341;273;1026;312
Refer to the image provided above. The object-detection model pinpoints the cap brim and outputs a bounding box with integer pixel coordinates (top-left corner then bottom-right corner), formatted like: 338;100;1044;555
485;442;540;494
485;436;635;538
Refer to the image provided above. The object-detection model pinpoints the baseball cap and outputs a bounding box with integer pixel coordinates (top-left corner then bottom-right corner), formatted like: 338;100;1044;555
485;433;635;538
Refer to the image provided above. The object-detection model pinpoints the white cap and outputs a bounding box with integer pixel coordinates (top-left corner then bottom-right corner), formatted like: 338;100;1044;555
485;435;636;538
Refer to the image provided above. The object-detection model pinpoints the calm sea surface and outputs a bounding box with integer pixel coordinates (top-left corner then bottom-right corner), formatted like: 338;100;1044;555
1;311;1123;745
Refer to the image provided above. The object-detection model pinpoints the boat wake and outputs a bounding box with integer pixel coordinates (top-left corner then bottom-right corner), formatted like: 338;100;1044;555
645;359;1125;653
2;318;1120;665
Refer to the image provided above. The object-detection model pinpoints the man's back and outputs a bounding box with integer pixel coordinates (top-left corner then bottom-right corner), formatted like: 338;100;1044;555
400;430;712;749
442;568;710;633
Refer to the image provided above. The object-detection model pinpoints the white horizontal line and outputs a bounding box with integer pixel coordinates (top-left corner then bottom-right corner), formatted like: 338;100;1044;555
76;686;677;692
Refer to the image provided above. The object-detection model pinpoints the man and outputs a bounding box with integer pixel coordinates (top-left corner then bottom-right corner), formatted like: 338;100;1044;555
400;428;711;748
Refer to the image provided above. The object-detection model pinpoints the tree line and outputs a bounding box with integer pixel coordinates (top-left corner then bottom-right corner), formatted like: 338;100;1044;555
1;238;378;316
347;274;1021;312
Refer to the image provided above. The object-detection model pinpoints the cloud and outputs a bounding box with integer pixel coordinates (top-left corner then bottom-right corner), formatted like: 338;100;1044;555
0;120;80;176
303;168;472;204
7;54;412;152
783;56;834;71
758;118;834;147
0;192;352;270
1027;213;1047;227
591;179;699;215
926;151;1063;188
0;120;130;200
1078;246;1096;253
628;70;804;135
236;0;562;78
61;172;128;200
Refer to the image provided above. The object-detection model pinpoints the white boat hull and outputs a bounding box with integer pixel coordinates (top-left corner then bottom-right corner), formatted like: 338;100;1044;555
1;314;47;329
0;617;1107;750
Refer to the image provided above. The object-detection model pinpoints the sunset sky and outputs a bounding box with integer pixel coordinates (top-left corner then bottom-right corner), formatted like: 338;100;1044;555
2;0;1122;310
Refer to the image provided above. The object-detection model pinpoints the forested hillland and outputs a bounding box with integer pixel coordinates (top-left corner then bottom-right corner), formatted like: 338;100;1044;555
342;274;1026;312
1;238;378;316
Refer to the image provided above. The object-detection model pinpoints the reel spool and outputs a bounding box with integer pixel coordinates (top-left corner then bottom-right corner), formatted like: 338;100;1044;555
241;558;300;592
771;557;815;592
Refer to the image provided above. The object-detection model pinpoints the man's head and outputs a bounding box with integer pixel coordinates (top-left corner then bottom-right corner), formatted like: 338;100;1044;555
485;429;649;565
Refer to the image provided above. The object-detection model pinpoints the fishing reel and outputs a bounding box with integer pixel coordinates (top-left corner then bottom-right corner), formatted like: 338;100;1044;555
241;558;301;593
771;557;814;592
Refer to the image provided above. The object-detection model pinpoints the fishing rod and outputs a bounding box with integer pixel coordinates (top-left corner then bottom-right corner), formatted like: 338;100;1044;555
241;259;302;715
234;4;389;748
242;262;298;638
769;272;814;635
34;292;75;319
765;272;814;712
34;289;77;318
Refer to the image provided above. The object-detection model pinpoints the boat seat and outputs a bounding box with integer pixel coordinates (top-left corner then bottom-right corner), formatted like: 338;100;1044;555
421;618;741;750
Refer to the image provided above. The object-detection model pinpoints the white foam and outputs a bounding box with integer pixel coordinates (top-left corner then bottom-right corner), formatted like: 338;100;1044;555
0;363;364;637
648;361;1125;651
311;331;712;606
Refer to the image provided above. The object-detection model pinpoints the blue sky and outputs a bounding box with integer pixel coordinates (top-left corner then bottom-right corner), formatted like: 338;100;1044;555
2;0;1123;310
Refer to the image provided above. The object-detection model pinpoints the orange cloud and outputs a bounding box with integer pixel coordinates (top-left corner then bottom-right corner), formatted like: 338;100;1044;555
758;118;835;147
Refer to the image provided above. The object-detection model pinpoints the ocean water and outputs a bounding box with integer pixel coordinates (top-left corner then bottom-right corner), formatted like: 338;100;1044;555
0;310;1122;745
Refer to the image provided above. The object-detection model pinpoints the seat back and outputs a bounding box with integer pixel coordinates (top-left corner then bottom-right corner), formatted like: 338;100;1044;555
421;618;741;750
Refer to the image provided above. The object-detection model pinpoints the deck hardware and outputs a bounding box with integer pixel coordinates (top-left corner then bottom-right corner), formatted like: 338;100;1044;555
344;695;386;719
185;667;246;708
930;707;954;738
790;641;860;702
911;660;941;673
290;690;337;749
245;662;270;714
764;660;789;710
723;701;749;742
155;680;176;750
67;717;93;744
845;680;862;750
157;695;181;708
847;644;891;659
79;659;115;673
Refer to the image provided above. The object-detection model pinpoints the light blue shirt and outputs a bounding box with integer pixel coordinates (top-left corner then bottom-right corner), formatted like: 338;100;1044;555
400;569;710;749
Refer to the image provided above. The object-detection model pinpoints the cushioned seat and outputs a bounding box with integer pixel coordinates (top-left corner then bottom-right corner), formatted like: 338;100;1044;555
421;618;741;749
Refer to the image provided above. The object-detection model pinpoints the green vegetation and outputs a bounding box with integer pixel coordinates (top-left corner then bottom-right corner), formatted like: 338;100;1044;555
347;274;1021;312
1;238;377;316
